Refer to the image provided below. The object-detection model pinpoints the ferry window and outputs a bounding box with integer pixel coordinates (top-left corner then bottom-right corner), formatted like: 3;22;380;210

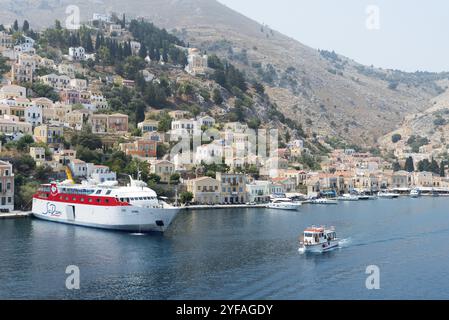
80;198;85;202
88;198;93;203
96;199;101;203
72;197;76;201
65;197;69;201
139;197;143;200
105;199;109;204
96;190;102;194
125;198;130;202
119;198;124;202
59;196;63;200
106;190;112;195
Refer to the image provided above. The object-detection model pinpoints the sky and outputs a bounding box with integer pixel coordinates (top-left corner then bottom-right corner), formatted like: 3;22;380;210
218;0;449;72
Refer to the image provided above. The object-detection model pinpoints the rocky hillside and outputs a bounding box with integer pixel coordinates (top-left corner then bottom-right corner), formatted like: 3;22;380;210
3;0;448;146
379;80;449;152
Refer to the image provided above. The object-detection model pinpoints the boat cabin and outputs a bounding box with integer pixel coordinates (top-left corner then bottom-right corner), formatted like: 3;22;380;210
303;227;336;245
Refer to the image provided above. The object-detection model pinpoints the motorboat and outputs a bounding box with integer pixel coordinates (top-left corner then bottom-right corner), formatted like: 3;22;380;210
310;198;338;205
298;226;339;253
410;189;420;198
267;198;302;211
377;191;400;199
337;194;359;201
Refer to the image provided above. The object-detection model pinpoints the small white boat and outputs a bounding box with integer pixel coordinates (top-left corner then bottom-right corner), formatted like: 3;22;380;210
358;195;378;200
299;226;339;253
337;194;359;201
410;189;420;198
310;198;338;205
377;191;400;199
267;198;302;211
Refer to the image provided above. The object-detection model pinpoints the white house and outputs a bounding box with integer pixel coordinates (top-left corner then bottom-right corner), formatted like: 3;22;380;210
69;159;88;177
0;85;27;99
87;164;117;184
185;48;208;75
39;73;71;89
170;119;201;140
92;13;111;23
138;120;158;133
195;141;224;165
25;103;42;127
246;180;271;203
197;115;215;128
69;47;86;61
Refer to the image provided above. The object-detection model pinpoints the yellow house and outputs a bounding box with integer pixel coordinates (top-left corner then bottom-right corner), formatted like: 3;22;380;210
186;176;220;204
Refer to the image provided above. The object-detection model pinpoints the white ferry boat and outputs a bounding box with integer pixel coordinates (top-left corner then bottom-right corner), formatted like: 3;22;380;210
299;226;339;253
310;198;338;205
267;198;302;211
337;194;359;201
32;177;180;233
377;191;400;199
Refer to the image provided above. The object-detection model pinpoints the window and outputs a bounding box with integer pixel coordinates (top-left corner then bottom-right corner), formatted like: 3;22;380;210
96;190;101;194
106;190;112;195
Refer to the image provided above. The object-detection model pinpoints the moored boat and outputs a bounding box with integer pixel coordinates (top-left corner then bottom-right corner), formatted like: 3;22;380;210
32;176;180;233
310;198;338;205
298;226;339;253
267;198;302;211
337;194;359;201
377;191;400;199
410;189;420;198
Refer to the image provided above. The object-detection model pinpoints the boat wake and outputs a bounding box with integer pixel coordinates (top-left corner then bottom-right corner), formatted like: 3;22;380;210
130;233;146;236
338;237;352;248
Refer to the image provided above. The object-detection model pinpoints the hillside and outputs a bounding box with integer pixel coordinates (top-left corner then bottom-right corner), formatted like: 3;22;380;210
379;79;449;155
3;0;448;146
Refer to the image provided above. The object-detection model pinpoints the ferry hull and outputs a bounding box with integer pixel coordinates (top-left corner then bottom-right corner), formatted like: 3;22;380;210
301;240;339;253
32;198;180;233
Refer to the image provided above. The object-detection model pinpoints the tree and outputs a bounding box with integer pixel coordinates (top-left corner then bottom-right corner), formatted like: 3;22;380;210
148;174;161;184
430;158;440;175
391;134;402;144
30;83;59;101
13;20;19;31
16;135;35;152
404;156;414;172
180;191;193;204
169;173;180;185
156;144;169;159
392;161;402;172
22;20;30;32
440;161;446;177
157;113;172;133
212;88;223;105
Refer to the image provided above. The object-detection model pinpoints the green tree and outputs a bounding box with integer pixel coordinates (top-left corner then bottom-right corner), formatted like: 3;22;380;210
180;191;193;204
440;160;446;177
148;173;161;184
212;88;223;105
13;20;19;31
391;134;402;143
157;113;172;133
169;173;180;185
22;20;30;32
392;161;402;172
404;156;414;172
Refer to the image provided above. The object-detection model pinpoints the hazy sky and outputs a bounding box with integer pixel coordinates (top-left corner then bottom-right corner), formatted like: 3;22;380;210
218;0;449;72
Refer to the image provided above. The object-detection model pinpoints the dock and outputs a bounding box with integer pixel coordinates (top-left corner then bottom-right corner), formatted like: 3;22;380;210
0;211;32;219
182;204;267;210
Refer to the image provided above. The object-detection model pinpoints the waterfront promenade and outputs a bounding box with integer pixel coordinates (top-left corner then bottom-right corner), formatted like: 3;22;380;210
0;211;32;219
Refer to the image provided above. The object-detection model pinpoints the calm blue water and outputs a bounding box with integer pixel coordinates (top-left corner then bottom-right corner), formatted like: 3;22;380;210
1;197;449;300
